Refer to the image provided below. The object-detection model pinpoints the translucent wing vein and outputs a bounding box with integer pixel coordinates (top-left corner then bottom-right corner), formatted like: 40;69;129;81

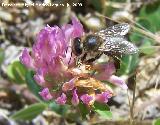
98;37;138;54
95;23;130;38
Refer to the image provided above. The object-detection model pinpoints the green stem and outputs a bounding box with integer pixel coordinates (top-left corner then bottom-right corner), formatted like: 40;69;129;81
131;74;137;125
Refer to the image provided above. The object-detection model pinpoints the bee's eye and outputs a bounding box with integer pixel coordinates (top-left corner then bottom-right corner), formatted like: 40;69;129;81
72;37;83;56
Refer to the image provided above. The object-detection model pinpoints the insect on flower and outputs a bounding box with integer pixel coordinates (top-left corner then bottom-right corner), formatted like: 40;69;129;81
72;23;139;64
20;17;128;107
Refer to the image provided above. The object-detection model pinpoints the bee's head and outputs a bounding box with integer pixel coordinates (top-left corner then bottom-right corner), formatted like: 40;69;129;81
72;37;83;56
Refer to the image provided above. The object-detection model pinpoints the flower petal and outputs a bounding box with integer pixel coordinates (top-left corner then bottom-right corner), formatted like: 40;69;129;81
95;62;116;81
39;88;52;101
62;77;76;91
104;62;116;76
71;17;84;38
62;47;75;67
95;91;112;103
19;48;33;68
62;24;73;44
71;89;79;106
108;75;128;89
55;93;67;105
62;17;84;44
80;94;93;105
34;68;46;86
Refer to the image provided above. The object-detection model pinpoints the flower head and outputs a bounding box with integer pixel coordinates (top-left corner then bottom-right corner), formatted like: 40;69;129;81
20;17;84;87
20;17;128;109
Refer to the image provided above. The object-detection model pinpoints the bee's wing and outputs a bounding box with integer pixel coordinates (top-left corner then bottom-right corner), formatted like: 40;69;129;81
95;23;130;38
98;36;138;54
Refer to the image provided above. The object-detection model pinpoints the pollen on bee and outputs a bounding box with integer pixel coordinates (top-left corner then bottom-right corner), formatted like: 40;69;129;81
85;64;93;70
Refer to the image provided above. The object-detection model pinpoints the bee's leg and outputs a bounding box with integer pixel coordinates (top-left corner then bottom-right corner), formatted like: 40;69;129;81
105;52;121;70
86;53;102;64
112;56;121;70
76;57;82;67
75;53;87;67
81;53;87;62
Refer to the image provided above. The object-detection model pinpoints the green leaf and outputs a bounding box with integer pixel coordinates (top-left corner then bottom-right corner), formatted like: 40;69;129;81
139;3;160;32
129;32;142;44
110;0;126;2
145;1;160;14
117;54;139;75
130;1;160;50
93;102;112;119
78;102;89;119
49;101;69;116
6;61;27;84
130;31;155;55
91;0;103;12
139;39;155;55
137;18;153;32
10;103;46;121
0;48;4;66
95;110;112;118
25;70;41;99
153;118;160;125
93;101;110;111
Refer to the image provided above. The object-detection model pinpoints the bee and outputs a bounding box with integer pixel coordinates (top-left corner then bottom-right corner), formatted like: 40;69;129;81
72;23;138;64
